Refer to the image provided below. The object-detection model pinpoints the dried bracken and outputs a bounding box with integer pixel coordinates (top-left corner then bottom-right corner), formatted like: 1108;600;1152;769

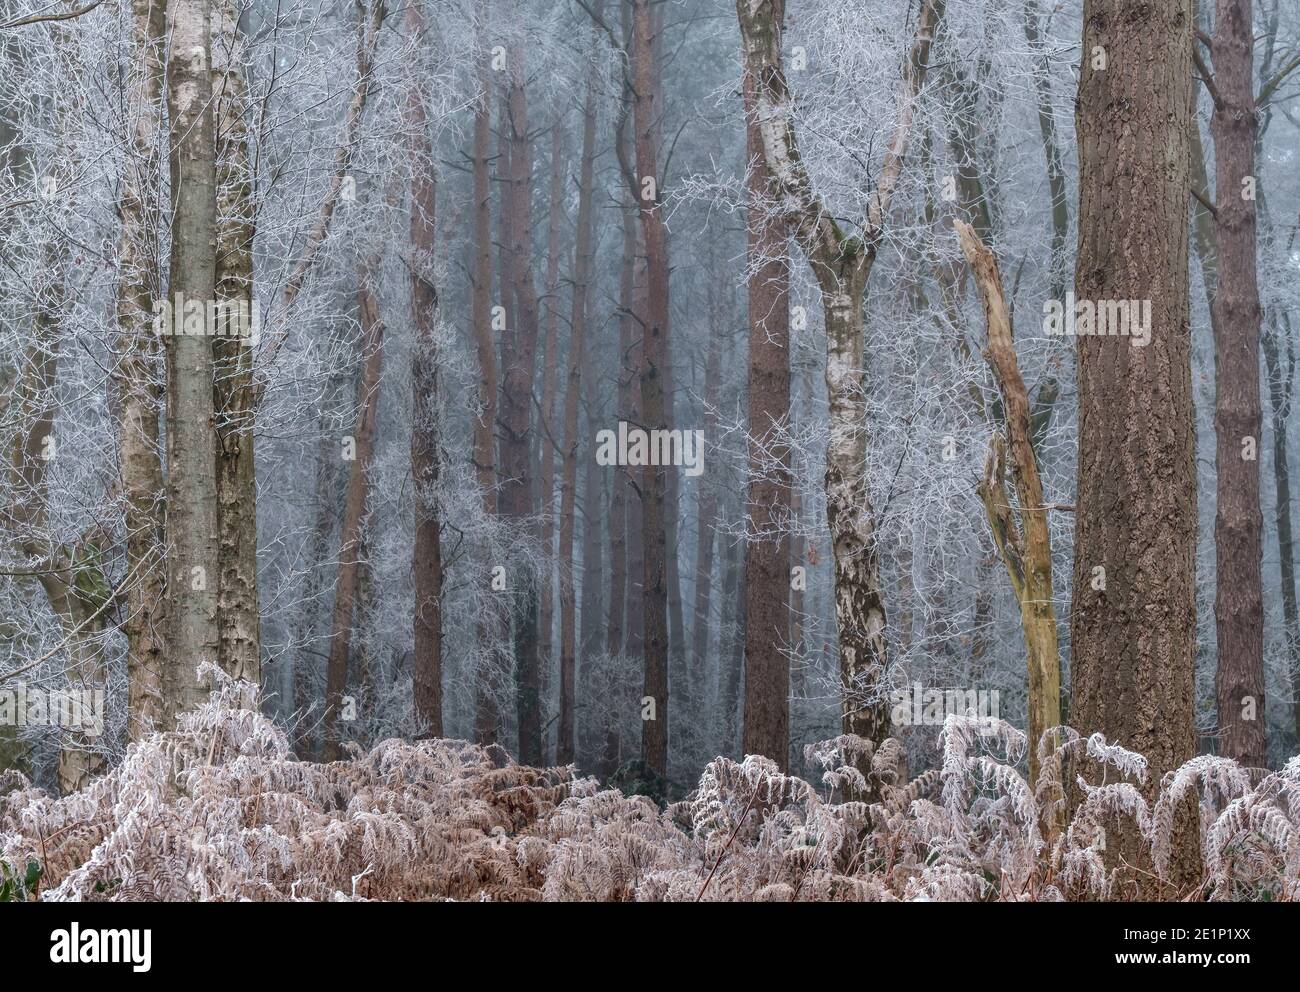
1;679;1295;902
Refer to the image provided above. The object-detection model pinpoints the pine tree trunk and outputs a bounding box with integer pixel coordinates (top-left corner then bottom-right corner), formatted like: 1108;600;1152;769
1209;0;1266;768
632;0;670;782
740;38;792;769
1070;0;1200;895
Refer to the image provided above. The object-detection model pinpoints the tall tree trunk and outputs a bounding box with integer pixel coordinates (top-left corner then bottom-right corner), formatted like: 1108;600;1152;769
116;0;167;738
739;31;792;769
690;297;722;715
164;0;221;720
1070;0;1200;894
631;0;670;782
606;206;635;658
735;0;942;776
212;0;261;690
538;122;566;759
321;257;385;762
408;1;443;738
1262;313;1300;743
1208;0;1266;768
558;25;601;765
501;49;543;766
471;36;500;744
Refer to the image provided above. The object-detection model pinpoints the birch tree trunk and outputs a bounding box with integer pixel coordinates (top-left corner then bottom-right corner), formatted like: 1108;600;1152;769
735;0;941;775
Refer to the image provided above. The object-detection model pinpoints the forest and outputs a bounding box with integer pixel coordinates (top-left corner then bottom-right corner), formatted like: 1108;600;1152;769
0;0;1298;905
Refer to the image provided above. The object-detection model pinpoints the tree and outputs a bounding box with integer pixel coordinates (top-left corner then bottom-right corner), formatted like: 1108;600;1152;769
408;0;443;739
1204;0;1267;768
739;18;792;770
1069;0;1200;894
163;0;221;721
734;0;942;774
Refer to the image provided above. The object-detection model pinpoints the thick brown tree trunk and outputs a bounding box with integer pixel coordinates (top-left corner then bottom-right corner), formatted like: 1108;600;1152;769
1209;0;1266;768
1070;0;1200;895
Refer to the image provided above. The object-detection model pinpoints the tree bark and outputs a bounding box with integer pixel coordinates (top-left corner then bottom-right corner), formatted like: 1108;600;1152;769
631;0;670;782
408;1;443;739
1208;0;1266;768
115;0;167;739
1070;0;1200;895
739;30;792;769
558;24;601;765
735;0;942;775
212;0;261;690
164;0;221;720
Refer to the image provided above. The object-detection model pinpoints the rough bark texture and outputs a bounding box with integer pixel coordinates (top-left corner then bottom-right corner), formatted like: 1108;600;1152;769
212;0;261;690
1209;0;1266;768
740;34;792;769
115;0;168;739
408;1;443;739
164;0;221;720
1070;0;1200;895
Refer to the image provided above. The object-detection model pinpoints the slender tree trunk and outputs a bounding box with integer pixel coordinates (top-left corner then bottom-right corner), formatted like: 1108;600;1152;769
631;0;670;781
471;41;500;744
116;0;168;739
740;35;792;768
690;300;722;714
164;0;221;720
408;1;443;738
1209;0;1266;768
212;0;261;690
606;207;635;658
1070;0;1200;895
957;221;1060;789
538;122;566;759
321;257;385;761
558;27;601;765
736;0;941;776
500;53;543;766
